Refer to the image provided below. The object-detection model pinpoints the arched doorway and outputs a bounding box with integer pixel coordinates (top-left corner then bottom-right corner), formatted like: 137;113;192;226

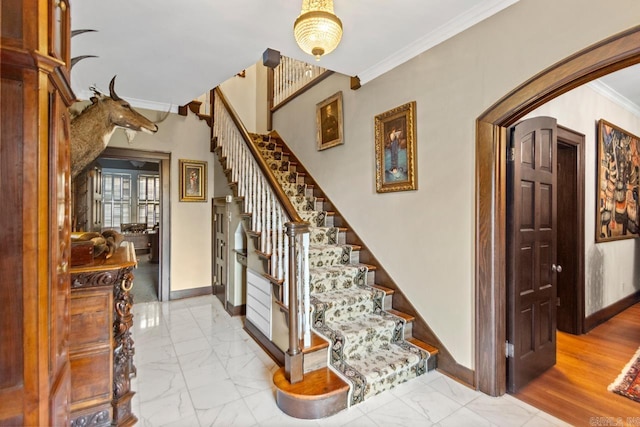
475;25;640;396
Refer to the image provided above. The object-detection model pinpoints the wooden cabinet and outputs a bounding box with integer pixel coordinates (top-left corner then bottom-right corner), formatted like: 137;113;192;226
70;243;138;427
1;0;74;425
69;288;113;426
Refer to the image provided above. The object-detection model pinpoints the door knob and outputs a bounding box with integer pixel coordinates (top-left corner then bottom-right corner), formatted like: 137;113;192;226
552;264;563;273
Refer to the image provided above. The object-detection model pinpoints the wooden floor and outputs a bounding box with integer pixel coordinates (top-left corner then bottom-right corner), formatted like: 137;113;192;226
513;303;640;426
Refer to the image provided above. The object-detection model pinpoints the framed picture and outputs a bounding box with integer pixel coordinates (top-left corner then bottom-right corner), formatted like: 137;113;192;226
596;119;640;242
316;91;343;150
179;159;207;202
374;101;417;193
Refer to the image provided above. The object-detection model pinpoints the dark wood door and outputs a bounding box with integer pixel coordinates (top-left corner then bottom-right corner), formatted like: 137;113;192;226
507;116;558;393
556;142;578;334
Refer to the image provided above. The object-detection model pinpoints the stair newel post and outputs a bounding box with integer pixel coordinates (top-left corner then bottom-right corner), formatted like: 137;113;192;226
284;220;309;384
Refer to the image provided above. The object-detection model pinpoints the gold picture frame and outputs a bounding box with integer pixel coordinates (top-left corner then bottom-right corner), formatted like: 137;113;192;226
316;91;344;150
374;101;417;193
179;159;207;202
596;119;640;242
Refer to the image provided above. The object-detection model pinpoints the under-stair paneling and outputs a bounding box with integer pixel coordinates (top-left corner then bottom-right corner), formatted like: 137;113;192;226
246;269;272;339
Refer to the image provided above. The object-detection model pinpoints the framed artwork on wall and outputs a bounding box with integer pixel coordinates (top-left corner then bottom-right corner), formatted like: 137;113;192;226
179;159;207;202
374;101;417;193
596;118;640;242
316;91;343;150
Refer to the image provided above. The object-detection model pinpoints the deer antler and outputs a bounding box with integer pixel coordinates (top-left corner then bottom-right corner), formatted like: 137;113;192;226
70;29;98;70
109;76;122;101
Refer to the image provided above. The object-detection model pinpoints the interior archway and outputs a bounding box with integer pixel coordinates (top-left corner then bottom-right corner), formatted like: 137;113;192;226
475;25;640;396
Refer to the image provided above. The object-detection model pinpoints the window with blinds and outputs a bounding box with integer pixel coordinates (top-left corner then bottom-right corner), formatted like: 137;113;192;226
102;173;132;228
138;174;160;228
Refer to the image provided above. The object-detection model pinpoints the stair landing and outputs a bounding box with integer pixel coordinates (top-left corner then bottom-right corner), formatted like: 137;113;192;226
273;367;349;419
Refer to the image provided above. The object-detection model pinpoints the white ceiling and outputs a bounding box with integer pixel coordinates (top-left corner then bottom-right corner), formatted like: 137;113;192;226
70;1;640;116
70;0;520;109
590;64;640;117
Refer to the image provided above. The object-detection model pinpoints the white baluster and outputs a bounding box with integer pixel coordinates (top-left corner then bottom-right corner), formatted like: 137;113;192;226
266;191;272;263
301;231;310;347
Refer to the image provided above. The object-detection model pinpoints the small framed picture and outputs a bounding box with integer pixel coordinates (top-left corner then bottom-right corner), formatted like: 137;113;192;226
316;91;344;151
179;159;207;202
374;101;417;193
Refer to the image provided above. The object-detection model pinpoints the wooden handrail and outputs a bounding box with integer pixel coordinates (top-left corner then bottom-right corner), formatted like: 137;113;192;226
214;87;304;224
271;70;334;114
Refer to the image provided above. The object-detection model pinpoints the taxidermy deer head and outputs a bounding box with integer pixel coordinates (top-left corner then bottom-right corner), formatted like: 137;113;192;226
70;76;165;178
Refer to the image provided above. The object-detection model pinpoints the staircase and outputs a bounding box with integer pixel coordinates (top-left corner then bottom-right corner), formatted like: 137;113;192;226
211;87;438;419
254;135;437;407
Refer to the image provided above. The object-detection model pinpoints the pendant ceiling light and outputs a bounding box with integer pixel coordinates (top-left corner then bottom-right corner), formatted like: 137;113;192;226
293;0;343;61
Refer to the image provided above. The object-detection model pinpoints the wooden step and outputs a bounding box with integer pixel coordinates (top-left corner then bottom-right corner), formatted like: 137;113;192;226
302;332;329;354
370;284;395;296
406;337;439;371
370;284;394;310
273;367;349;419
406;337;439;356
387;308;414;323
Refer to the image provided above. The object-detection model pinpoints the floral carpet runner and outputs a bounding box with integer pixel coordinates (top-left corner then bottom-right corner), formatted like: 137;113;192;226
608;346;640;403
255;135;430;406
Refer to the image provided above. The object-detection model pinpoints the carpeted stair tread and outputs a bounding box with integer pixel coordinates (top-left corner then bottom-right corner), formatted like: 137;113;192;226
309;244;352;268
348;342;427;400
348;342;425;380
311;287;379;322
309;264;369;293
310;227;340;245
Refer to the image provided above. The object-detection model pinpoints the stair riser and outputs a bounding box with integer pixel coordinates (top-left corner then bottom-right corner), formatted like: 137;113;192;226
303;347;328;374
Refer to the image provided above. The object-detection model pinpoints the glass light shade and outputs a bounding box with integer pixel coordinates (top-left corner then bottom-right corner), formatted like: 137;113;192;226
294;0;342;60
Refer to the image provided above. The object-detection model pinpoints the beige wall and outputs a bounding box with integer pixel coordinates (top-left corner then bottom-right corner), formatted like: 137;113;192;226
271;0;640;368
525;85;640;316
107;111;213;292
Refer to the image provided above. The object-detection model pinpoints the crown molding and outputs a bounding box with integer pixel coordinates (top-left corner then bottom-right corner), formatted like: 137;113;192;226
75;89;179;113
357;0;519;85
587;80;640;118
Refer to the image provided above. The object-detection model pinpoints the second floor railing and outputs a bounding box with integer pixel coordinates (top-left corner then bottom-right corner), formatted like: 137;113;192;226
273;56;328;107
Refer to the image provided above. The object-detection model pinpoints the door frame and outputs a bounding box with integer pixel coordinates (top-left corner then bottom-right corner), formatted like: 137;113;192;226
556;125;586;335
475;25;640;396
102;147;172;302
212;197;228;306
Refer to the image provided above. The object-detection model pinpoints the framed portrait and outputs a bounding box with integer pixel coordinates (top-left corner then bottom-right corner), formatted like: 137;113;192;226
316;91;343;150
596;119;640;242
374;101;417;193
179;159;207;202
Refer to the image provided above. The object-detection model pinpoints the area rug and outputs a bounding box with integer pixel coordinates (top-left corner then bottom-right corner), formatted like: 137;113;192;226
608;346;640;403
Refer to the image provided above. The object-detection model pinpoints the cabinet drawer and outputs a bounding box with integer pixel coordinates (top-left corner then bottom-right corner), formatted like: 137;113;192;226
70;348;112;409
70;289;112;348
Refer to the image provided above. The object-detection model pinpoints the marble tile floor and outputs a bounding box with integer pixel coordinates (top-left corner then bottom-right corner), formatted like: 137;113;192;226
131;295;570;427
132;253;159;303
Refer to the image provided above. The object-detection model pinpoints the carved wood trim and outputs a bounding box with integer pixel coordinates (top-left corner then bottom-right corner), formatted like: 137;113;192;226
70;409;110;427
